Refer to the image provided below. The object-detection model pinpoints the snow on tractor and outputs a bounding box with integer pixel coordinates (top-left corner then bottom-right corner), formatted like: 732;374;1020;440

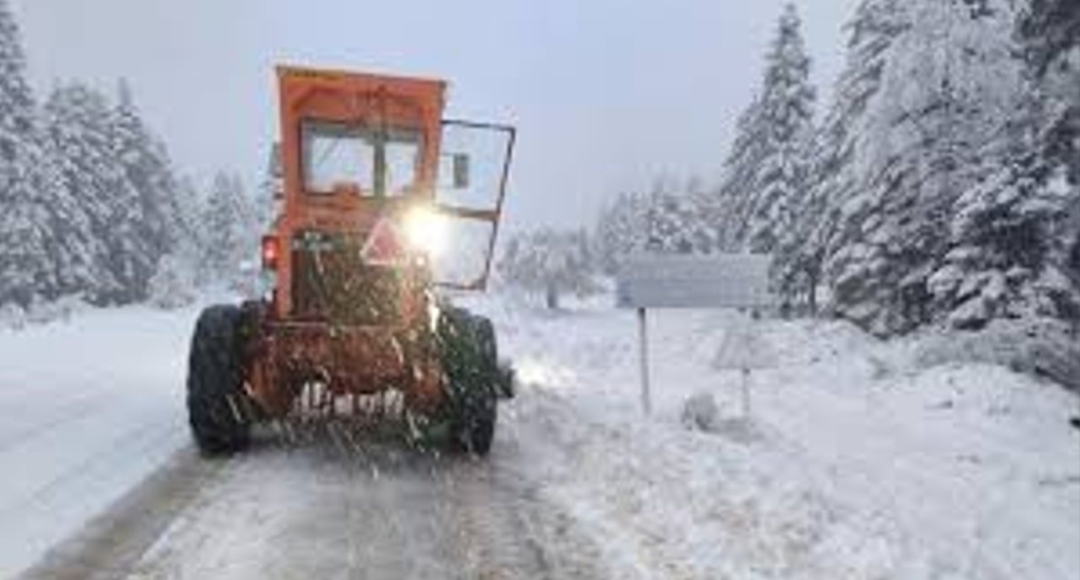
186;66;515;456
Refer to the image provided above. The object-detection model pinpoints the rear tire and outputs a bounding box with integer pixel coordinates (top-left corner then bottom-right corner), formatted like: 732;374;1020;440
187;305;252;455
437;307;498;455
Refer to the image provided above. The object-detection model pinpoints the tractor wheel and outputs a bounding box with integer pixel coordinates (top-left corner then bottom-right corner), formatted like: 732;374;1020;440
186;304;253;455
476;316;515;399
437;307;499;455
467;315;499;452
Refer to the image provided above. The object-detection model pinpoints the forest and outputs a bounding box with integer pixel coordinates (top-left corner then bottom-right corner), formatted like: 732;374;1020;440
504;0;1078;353
2;0;1078;363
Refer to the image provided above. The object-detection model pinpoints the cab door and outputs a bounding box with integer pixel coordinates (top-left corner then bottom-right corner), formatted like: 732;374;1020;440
428;120;515;290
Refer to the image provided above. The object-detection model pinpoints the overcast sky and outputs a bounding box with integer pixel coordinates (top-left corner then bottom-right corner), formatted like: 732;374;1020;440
11;0;858;230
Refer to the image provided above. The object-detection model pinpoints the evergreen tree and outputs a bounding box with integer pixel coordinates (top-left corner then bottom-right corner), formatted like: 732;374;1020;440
595;176;720;276
930;154;1077;329
684;176;722;254
151;174;207;294
254;142;282;232
108;78;182;301
0;0;98;307
809;0;917;334
498;228;599;309
173;175;207;260
1018;0;1079;283
717;98;767;250
636;175;714;255
779;0;909;316
926;0;1080;331
772;127;833;313
815;0;1024;335
717;4;816;255
744;4;816;253
594;191;649;275
709;4;819;312
146;253;197;309
43;83;130;303
1068;194;1080;284
202;171;256;287
1017;0;1080;190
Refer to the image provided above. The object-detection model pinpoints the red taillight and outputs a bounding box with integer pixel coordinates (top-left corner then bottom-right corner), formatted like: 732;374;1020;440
261;235;280;270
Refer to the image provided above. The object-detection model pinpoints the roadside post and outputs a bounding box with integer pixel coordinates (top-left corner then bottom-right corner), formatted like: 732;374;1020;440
616;254;772;416
637;307;651;415
712;321;777;420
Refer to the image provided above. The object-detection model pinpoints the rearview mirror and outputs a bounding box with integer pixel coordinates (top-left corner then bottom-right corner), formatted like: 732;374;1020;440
452;153;470;189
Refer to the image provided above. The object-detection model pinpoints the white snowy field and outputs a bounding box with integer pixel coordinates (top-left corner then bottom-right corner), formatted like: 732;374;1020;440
462;293;1080;579
1;292;1078;579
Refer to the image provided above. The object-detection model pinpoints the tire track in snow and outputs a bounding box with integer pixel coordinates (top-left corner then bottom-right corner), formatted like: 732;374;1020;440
19;447;224;580
21;428;613;579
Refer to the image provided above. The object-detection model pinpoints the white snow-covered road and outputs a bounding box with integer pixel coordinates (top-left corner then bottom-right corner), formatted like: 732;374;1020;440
22;429;609;580
0;305;195;578
2;295;1078;579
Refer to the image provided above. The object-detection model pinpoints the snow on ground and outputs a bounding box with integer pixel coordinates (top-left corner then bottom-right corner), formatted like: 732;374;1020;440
0;303;200;577
1;290;1077;579
464;292;1080;579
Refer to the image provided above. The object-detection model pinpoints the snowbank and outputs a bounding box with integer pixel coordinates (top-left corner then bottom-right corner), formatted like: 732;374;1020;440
464;292;1080;579
914;318;1080;392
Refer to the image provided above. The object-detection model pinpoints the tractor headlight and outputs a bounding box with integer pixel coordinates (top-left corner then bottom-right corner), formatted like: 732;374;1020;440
403;206;448;257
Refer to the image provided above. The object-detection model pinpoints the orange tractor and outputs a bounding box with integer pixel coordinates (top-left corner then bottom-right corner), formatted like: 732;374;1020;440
186;66;515;455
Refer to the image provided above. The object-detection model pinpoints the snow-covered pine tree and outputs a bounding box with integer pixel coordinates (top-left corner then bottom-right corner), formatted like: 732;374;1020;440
1017;0;1080;187
641;175;717;255
717;98;765;251
148;174;205;297
0;0;100;307
742;4;816;254
1068;193;1080;284
927;0;1080;333
202;171;257;288
498;228;598;309
108;78;182;302
1017;0;1079;286
802;0;912;333
172;175;207;264
594;191;649;275
777;1;909;317
43;82;134;303
716;4;816;256
685;176;722;254
147;253;197;309
594;176;719;275
817;0;1025;335
254;142;282;232
932;152;1077;329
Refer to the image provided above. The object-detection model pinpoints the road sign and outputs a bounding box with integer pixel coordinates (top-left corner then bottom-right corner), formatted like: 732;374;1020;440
615;253;773;415
616;254;772;309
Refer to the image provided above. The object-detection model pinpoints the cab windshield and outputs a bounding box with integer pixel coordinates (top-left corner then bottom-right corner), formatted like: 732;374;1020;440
301;120;422;197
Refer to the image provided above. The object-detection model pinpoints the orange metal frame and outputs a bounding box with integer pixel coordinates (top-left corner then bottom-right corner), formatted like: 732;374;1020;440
246;67;450;416
438;119;517;291
273;65;447;318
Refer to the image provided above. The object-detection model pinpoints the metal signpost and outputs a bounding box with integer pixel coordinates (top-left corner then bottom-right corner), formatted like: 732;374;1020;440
616;254;773;415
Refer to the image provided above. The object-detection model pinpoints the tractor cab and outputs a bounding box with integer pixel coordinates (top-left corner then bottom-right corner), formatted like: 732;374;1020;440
265;67;514;323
